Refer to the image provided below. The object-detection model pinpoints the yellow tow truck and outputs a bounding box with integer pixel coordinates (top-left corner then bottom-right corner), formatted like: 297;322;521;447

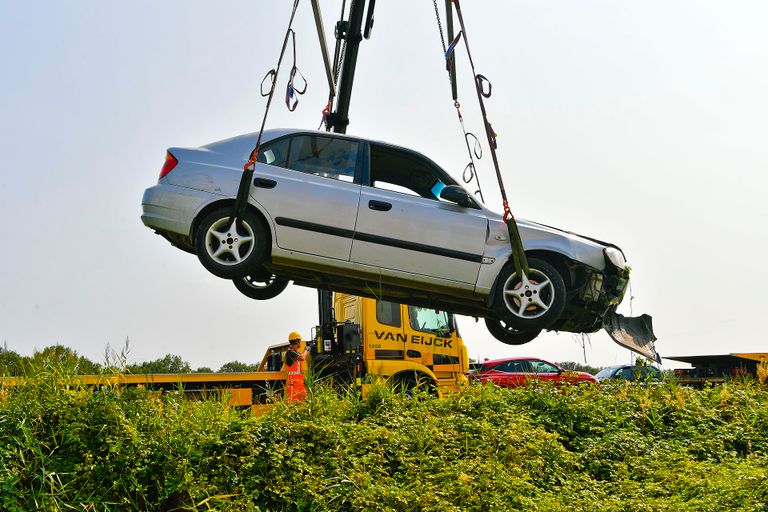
2;294;469;411
260;293;469;399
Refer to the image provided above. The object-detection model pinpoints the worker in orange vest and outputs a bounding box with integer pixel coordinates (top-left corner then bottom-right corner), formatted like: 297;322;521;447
284;331;308;402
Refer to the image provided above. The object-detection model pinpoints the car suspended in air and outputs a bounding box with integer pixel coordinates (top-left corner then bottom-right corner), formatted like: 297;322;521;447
141;128;657;359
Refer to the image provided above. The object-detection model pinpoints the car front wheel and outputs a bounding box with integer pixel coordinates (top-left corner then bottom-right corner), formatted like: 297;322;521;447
484;318;542;345
194;206;267;279
233;270;289;300
493;257;566;331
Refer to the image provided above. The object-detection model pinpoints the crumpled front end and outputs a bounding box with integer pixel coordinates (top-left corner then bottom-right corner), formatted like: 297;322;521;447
592;249;659;362
603;307;659;363
559;246;659;362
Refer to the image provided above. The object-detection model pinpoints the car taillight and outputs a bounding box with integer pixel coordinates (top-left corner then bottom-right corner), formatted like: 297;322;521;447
159;151;178;179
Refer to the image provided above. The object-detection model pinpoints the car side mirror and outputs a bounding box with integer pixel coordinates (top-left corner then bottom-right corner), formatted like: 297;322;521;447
440;185;474;207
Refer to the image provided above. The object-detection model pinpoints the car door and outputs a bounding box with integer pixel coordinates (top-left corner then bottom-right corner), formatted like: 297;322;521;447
492;360;527;387
251;134;362;261
350;143;487;284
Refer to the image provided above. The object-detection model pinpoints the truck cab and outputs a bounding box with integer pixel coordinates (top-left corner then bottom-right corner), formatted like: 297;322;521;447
329;294;469;397
258;293;469;398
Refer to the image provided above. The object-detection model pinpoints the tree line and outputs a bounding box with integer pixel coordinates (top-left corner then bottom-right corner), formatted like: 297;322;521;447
0;343;260;377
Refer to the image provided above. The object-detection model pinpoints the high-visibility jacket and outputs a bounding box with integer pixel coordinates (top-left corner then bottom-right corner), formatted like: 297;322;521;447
284;349;306;402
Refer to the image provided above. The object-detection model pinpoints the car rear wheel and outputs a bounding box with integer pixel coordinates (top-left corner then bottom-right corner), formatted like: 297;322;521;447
233;270;289;300
194;206;267;279
493;257;566;331
484;318;541;345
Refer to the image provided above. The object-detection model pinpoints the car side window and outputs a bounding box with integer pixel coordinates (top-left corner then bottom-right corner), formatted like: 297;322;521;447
496;361;527;373
256;138;290;167
286;135;358;182
376;300;401;328
369;144;452;201
616;367;638;380
531;360;559;374
492;362;510;372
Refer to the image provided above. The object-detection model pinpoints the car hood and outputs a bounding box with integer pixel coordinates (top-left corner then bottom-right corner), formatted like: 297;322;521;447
492;217;613;271
568;371;597;380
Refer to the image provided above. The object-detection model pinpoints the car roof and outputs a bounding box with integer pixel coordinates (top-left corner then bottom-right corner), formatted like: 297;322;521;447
482;357;549;365
237;128;427;155
605;364;660;371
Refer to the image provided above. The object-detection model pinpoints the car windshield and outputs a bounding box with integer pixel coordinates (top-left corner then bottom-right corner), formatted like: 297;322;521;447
595;368;615;379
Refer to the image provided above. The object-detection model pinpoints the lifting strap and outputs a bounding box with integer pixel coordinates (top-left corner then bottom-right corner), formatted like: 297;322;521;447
432;1;485;203
285;30;307;112
443;0;530;278
456;101;485;203
232;0;302;221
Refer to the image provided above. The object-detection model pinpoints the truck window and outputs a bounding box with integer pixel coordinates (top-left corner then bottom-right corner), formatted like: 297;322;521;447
407;306;450;335
376;300;401;327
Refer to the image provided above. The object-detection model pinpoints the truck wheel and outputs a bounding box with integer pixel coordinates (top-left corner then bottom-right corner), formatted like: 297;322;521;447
391;373;436;397
493;257;566;331
233;270;289;300
194;206;267;279
485;318;541;345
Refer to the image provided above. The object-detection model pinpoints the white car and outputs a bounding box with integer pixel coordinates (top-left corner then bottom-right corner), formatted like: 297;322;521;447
141;129;657;356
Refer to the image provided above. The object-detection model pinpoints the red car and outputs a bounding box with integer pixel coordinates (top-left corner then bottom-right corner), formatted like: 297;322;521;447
468;357;597;387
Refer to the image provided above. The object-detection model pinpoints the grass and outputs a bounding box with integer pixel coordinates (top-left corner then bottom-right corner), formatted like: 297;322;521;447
1;364;767;511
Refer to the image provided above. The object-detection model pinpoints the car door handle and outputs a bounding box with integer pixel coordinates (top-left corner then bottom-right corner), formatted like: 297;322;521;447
368;200;392;212
253;178;277;189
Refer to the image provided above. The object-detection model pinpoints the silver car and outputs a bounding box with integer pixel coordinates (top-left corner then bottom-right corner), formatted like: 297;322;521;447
141;129;656;355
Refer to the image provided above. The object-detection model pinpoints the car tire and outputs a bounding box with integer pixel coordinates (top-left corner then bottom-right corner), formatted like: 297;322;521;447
233;270;290;300
493;257;566;331
484;318;542;345
194;206;267;279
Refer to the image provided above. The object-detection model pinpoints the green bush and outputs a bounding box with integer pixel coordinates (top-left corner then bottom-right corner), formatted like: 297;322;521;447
1;367;767;511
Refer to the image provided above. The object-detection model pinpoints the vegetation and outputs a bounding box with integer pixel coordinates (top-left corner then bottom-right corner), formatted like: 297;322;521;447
556;361;603;375
1;360;767;511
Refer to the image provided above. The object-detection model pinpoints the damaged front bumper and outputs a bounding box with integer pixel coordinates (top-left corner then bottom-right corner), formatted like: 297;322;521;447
603;306;660;363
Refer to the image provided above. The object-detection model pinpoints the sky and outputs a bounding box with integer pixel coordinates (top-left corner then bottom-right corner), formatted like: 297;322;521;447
1;0;767;371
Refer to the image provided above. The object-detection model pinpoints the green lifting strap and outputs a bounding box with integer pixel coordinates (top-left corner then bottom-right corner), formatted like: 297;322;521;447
233;0;302;222
443;0;530;278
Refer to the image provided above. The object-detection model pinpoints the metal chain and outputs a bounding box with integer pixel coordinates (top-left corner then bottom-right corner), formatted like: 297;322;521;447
434;0;484;202
333;0;353;86
432;0;454;92
433;0;447;53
